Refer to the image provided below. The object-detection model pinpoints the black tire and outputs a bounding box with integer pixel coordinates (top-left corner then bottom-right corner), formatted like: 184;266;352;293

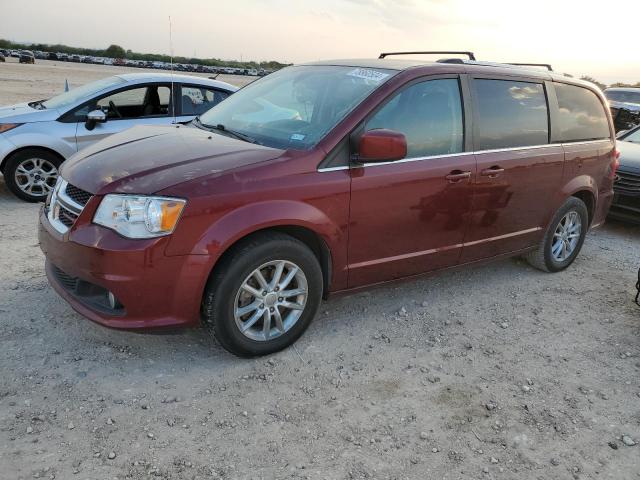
202;232;323;357
525;197;589;272
4;149;63;202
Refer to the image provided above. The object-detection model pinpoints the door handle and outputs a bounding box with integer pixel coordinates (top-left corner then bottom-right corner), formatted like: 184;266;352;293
480;166;505;177
445;170;472;183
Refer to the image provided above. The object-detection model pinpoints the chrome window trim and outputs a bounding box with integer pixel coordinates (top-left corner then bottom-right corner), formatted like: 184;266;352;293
317;165;350;172
559;139;612;147
359;150;471;168
317;138;613;172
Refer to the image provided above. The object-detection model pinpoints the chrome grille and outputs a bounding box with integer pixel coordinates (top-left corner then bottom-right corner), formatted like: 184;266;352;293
65;183;92;206
46;178;87;234
614;170;640;194
58;204;79;227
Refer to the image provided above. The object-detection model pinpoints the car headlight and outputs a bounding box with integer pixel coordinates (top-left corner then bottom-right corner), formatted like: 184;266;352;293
0;123;21;134
93;194;186;239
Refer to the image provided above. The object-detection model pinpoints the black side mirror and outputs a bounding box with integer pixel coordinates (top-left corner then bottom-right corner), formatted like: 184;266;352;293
85;109;106;131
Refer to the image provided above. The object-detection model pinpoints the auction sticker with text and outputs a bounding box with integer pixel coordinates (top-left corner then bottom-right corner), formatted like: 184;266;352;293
347;68;390;83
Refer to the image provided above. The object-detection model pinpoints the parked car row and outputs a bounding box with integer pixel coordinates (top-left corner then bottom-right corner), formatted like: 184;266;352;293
33;52;618;356
0;48;271;76
0;49;35;64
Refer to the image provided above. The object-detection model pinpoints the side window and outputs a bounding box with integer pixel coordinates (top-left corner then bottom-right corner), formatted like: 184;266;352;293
180;86;229;116
96;85;170;119
472;79;548;150
364;79;464;158
555;83;610;142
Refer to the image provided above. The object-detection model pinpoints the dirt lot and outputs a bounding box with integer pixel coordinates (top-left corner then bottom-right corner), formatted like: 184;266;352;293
1;59;639;480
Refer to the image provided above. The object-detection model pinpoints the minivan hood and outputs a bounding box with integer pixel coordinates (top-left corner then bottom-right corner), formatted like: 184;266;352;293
61;124;285;195
617;140;640;173
0;102;60;123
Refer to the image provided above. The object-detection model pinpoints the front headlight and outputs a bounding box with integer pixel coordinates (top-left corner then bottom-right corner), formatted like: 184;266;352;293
93;194;186;239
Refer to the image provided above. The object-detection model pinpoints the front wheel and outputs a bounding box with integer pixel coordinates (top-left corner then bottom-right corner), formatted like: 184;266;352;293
4;149;62;202
525;197;589;272
202;232;323;357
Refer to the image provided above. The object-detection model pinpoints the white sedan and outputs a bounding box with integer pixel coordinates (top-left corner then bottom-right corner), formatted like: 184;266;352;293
0;73;237;201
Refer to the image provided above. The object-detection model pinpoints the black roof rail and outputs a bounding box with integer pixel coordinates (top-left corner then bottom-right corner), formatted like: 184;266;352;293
507;63;553;71
379;51;476;61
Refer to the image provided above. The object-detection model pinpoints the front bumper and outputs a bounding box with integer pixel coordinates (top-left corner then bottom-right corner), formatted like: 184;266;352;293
0;134;16;170
39;207;210;330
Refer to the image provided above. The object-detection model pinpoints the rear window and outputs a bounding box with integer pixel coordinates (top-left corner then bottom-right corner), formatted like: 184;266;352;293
472;79;549;150
555;83;610;142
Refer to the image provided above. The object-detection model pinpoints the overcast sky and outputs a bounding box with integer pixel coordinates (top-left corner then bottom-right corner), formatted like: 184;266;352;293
3;0;639;84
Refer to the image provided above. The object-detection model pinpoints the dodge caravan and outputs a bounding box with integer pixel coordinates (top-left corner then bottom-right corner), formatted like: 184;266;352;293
39;53;617;356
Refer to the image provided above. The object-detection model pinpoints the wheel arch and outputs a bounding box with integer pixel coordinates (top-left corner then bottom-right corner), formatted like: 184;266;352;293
182;199;348;307
560;175;598;227
0;145;66;173
204;225;334;301
571;189;595;226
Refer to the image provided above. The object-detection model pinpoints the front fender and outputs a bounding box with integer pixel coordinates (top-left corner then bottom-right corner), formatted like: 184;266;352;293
2;129;76;164
167;199;348;289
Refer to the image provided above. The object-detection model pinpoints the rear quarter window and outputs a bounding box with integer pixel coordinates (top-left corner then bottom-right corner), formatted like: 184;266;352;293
471;79;549;150
555;83;610;142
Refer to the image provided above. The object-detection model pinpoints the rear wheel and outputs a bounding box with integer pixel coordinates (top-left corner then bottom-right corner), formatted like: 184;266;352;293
525;197;588;272
202;232;323;357
4;149;62;202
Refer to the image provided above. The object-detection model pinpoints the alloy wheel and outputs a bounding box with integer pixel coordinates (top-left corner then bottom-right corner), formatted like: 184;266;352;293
233;260;308;341
551;211;582;262
14;158;58;198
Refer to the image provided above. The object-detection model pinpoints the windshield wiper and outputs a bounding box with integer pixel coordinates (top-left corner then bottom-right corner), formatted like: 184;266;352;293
200;122;261;145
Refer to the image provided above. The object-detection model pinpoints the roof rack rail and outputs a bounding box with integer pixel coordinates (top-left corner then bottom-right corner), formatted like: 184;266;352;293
379;51;476;61
507;63;553;71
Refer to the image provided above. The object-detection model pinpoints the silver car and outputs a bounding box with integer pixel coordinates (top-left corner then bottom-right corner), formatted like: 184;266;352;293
0;73;238;201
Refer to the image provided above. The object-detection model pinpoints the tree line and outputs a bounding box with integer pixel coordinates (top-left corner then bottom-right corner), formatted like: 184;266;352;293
578;76;639;91
2;39;639;87
0;39;289;70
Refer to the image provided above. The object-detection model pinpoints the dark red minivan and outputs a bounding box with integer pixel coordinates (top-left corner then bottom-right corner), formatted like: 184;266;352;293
39;53;618;356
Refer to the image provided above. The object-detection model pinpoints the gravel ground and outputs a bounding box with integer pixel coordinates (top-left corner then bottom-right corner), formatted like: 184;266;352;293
1;59;640;480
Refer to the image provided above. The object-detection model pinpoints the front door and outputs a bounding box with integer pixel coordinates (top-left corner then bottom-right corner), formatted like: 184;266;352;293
460;78;564;262
348;77;475;287
75;84;174;151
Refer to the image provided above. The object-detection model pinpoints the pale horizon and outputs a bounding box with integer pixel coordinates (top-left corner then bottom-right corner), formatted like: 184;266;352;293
3;0;640;85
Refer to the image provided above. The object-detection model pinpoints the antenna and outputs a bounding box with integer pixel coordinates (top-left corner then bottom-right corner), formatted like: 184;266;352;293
169;16;176;123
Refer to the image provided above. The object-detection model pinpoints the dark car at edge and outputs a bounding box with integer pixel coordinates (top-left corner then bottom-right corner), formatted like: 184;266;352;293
609;125;640;223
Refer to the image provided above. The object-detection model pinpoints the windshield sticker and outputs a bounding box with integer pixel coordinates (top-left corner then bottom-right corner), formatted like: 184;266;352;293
290;133;306;141
347;68;390;83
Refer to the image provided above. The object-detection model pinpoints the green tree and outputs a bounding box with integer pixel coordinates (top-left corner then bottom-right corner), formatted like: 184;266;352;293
105;44;126;58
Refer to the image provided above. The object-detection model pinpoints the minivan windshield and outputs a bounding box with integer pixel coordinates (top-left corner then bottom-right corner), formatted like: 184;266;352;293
42;76;126;110
198;65;397;150
605;90;640;105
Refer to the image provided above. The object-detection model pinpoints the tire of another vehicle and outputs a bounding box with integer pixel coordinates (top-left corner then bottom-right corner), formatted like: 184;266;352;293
525;196;589;273
202;232;323;357
4;149;62;202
